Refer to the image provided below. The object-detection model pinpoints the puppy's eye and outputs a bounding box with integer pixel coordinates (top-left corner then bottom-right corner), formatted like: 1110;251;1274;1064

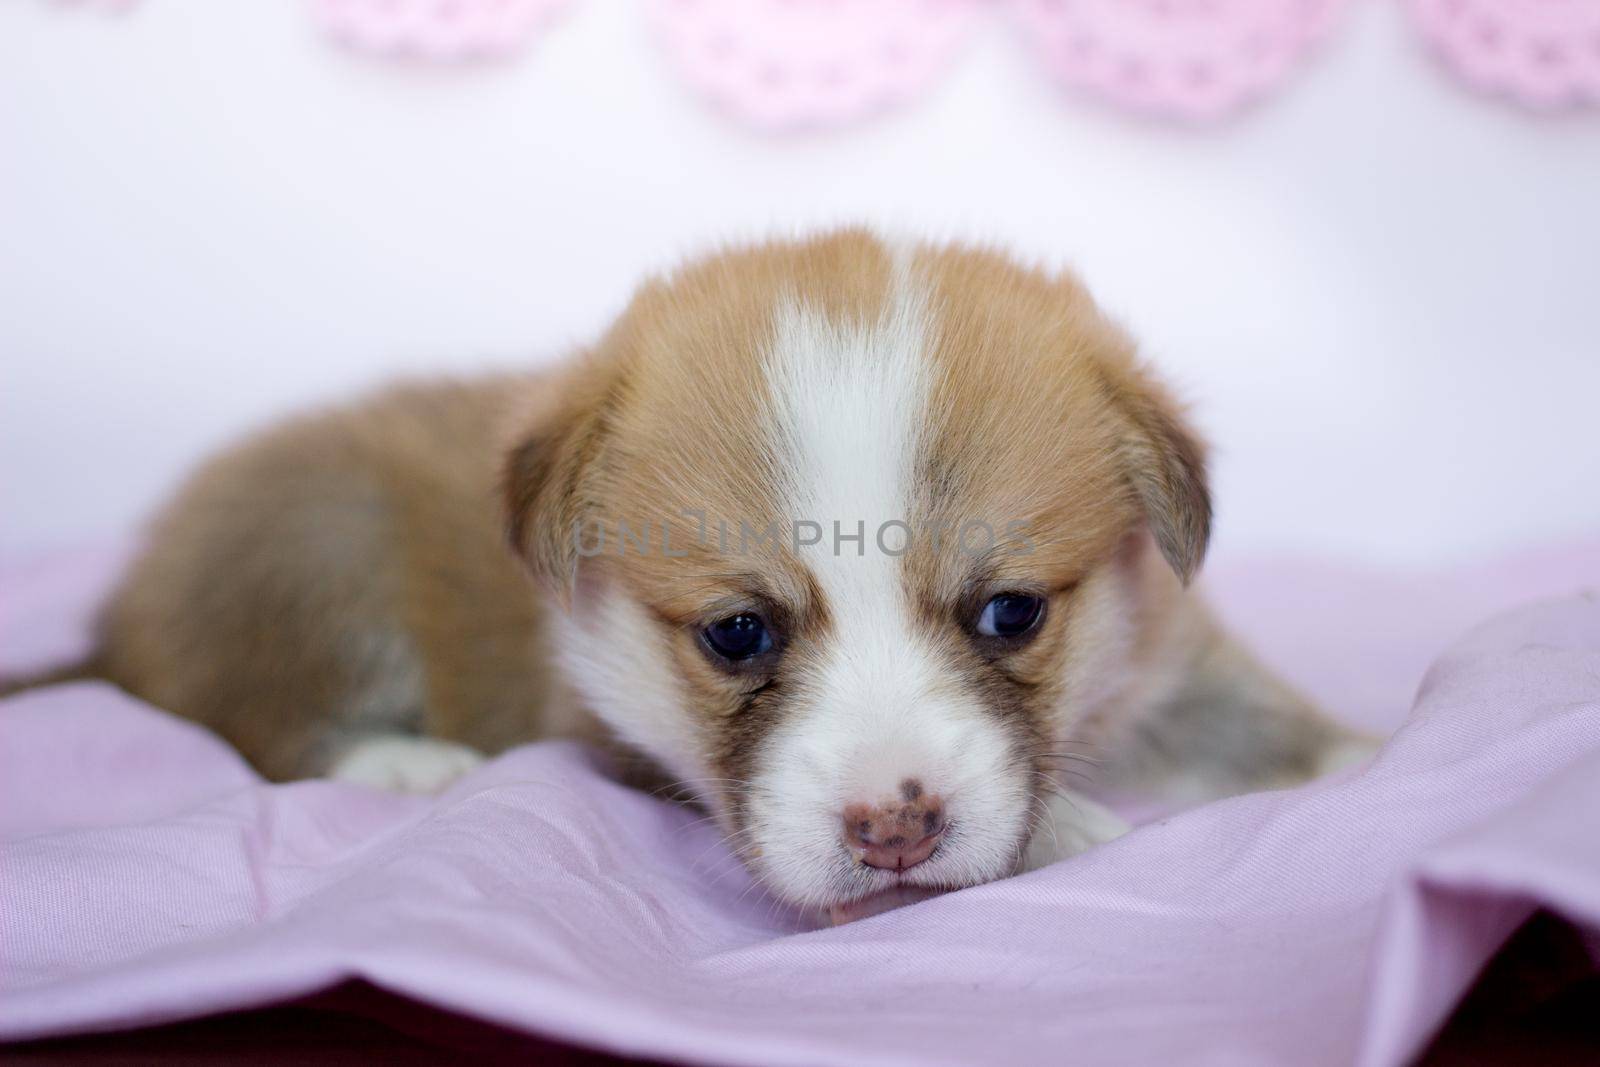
702;612;773;662
975;593;1045;639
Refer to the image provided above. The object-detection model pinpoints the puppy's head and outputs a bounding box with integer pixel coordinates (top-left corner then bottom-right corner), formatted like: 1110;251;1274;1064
505;231;1208;914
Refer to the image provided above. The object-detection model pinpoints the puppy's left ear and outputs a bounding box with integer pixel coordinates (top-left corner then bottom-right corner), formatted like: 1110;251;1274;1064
502;353;620;606
1099;360;1212;585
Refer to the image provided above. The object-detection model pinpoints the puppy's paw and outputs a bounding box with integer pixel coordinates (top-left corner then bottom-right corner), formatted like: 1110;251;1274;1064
1313;734;1383;779
329;735;485;794
1021;791;1130;873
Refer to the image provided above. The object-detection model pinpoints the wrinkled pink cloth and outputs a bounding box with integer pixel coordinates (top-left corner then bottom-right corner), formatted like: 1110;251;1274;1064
2;541;1598;1066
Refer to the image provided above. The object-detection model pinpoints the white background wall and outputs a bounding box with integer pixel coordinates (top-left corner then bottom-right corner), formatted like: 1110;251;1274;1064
3;1;1597;565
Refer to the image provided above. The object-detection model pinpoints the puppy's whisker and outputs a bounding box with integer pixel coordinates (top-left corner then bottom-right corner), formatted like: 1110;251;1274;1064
1027;793;1063;857
1033;748;1106;762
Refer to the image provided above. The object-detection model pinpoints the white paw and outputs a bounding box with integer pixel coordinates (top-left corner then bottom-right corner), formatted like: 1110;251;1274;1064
1021;791;1130;873
1315;736;1382;779
329;735;485;794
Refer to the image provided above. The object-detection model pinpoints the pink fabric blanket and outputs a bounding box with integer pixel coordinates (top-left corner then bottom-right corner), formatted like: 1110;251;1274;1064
3;542;1598;1065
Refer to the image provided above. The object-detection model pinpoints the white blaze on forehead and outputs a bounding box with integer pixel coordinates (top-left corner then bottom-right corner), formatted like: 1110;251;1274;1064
763;267;930;573
752;256;1029;907
762;259;938;778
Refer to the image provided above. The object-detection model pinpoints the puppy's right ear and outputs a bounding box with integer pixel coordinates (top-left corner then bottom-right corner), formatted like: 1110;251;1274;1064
1095;355;1212;587
502;358;619;606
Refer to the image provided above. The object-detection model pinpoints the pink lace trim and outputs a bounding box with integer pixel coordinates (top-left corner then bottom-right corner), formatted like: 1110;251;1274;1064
1014;0;1353;121
43;0;1600;122
649;0;980;128
1405;0;1600;109
312;0;572;61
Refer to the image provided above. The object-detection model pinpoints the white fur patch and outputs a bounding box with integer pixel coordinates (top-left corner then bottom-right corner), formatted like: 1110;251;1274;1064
329;735;484;793
555;588;714;802
746;254;1033;908
1315;737;1381;779
1020;790;1129;872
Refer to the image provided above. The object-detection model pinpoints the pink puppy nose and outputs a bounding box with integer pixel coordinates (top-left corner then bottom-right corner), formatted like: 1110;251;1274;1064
842;779;946;872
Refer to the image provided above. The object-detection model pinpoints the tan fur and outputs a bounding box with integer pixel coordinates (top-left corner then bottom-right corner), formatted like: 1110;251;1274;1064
87;229;1367;873
511;229;893;603
502;232;905;797
96;376;600;778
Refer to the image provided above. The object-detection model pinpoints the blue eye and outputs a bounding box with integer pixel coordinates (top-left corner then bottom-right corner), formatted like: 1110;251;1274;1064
976;594;1045;639
703;612;773;661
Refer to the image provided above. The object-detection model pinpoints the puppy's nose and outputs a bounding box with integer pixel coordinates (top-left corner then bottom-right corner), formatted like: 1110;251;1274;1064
842;779;946;872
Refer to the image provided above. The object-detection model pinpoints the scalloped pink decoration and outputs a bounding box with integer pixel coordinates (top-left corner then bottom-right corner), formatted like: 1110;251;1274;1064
312;0;572;61
1012;0;1353;120
648;0;982;129
1405;0;1600;109
45;0;1600;122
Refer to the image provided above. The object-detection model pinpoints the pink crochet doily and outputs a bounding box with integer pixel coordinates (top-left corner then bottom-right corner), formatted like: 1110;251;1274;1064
1013;0;1354;121
1405;0;1600;109
647;0;982;128
36;1;1600;121
312;0;572;61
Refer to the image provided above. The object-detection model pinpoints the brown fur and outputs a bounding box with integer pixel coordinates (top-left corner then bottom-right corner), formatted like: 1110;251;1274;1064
80;229;1363;851
502;231;904;806
95;376;598;779
494;233;1360;848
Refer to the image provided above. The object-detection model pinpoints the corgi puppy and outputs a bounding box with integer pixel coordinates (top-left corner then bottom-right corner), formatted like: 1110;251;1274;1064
74;231;1371;922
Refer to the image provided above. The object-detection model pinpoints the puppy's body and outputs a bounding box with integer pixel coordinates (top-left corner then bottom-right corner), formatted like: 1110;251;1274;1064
95;376;607;780
81;232;1370;917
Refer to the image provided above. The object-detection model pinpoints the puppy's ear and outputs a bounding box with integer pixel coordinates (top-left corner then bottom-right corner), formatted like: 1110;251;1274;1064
1099;360;1212;585
502;356;620;605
